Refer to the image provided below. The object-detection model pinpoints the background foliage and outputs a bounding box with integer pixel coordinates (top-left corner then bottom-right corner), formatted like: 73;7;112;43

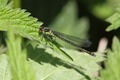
0;0;120;80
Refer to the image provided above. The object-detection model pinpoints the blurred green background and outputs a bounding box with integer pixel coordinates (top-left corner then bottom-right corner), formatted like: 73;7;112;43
8;0;117;51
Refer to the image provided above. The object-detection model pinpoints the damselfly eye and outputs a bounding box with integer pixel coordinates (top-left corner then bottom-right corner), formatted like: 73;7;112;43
39;26;51;33
39;27;44;32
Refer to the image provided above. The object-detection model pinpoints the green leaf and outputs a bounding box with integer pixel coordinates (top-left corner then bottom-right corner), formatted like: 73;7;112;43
101;36;120;80
50;0;89;38
112;36;120;52
106;0;120;31
27;41;105;80
0;54;11;80
0;3;43;40
109;0;120;12
6;32;35;80
106;12;120;31
0;45;6;54
50;0;77;32
91;1;113;19
0;0;8;7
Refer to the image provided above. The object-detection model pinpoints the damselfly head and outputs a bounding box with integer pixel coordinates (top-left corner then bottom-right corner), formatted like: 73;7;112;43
39;26;51;33
39;26;44;32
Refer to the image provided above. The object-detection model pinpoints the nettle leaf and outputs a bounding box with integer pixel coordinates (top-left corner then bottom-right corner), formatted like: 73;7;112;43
0;45;6;54
106;12;120;31
101;36;120;80
6;32;35;80
0;0;9;7
27;41;105;80
106;0;120;31
112;36;120;52
0;54;11;80
0;4;43;40
50;0;77;31
50;0;89;39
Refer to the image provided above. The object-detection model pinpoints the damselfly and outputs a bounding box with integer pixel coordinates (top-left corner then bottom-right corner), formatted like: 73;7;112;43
39;26;95;56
